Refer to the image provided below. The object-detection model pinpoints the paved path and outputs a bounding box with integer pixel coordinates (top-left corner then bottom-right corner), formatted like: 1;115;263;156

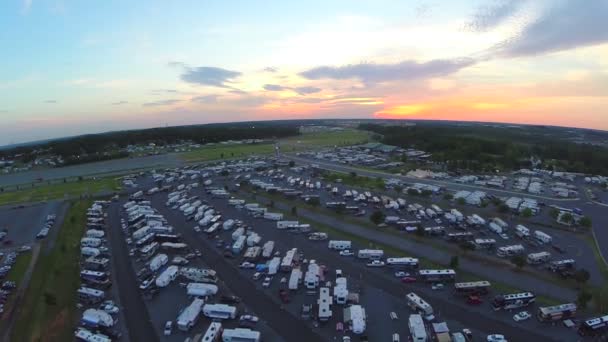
2;244;41;342
107;203;159;342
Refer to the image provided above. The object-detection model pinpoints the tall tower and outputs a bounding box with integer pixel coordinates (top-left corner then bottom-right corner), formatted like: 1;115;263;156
275;144;280;159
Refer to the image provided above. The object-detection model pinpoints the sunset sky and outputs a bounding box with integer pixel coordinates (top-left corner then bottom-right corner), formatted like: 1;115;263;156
1;0;607;144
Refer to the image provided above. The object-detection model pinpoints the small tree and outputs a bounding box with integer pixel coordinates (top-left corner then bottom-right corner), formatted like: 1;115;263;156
521;207;533;218
497;203;509;213
562;212;574;224
407;188;419;196
393;185;403;193
307;197;320;206
421;189;432;197
370;210;385;225
511;255;526;269
449;255;459;269
577;290;593;309
579;216;592;228
44;292;57;306
349;171;357;178
269;200;275;208
443;193;453;200
456;197;466;206
549;208;560;219
288;160;295;167
573;268;590;285
291;206;298;216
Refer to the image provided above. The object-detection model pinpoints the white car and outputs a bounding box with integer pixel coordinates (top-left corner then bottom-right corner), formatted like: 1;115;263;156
394;271;409;278
164;321;173;336
262;277;272;288
431;283;444;291
513;311;531;322
389;312;398;320
487;334;507;342
100;301;119;315
239;262;255;269
339;250;354;256
366;260;385;267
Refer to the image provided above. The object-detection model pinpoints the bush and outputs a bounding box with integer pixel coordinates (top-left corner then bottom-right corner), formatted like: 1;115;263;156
307;197;320;206
510;255;526;269
407;188;419;196
456;197;466;206
449;256;459;269
577;290;593;309
573;268;590;284
521;208;533;218
443;193;453;200
43;292;57;306
497;203;509;213
370;210;385;225
288;161;295;167
579;216;592;228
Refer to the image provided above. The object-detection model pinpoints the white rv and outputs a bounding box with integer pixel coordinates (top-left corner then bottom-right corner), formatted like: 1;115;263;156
155;265;179;287
177;298;205;331
328;240;352;251
202;304;237;320
187;283;219;297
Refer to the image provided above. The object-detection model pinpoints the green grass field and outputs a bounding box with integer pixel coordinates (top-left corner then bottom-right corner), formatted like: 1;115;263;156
0;178;119;206
12;200;91;342
181;129;372;162
5;251;33;284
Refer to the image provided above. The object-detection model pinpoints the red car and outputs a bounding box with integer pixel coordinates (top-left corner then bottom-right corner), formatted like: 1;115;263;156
278;289;290;303
401;276;417;283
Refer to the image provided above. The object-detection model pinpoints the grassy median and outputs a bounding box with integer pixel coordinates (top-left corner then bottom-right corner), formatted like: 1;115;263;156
12;200;91;342
0;178;118;206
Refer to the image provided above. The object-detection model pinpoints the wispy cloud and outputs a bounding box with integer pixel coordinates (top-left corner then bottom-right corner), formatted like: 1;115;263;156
300;58;475;85
142;99;180;107
191;95;218;103
263;84;287;91
170;62;242;88
263;67;278;73
111;101;128;105
464;0;525;32
21;0;32;14
495;0;608;57
293;86;321;95
263;84;322;95
45;100;57;104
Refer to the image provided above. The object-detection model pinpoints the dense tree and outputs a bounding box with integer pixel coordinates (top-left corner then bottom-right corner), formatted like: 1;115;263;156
579;216;592;228
449;256;459;269
577;290;593;309
521;208;533;218
573;269;590;284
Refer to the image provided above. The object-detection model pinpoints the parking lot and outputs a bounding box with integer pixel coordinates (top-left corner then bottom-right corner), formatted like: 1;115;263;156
0;201;64;250
121;163;604;342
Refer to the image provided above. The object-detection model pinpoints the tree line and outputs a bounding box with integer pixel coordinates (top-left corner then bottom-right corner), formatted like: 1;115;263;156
359;123;608;174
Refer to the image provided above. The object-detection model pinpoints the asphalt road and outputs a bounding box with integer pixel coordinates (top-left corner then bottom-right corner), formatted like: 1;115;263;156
107;202;159;342
0;154;180;187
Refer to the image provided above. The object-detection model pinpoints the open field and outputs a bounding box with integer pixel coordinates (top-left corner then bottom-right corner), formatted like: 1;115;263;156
279;129;371;150
181;129;372;162
12;200;91;342
0;178;119;206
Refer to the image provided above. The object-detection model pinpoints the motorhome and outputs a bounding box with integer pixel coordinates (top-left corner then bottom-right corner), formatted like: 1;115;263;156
223;219;235;230
246;233;261;247
149;254;169;271
179;267;218;283
496;244;525;258
356;249;384;260
81;237;102;248
201;322;223;341
268;257;281;275
453;281;491;296
232;227;245;241
222;328;261;342
406;293;435;321
77;287;105;304
386;257;419;269
186;283;219;297
232;235;247;254
534;230;552;244
344;305;366;335
177;298;205;331
81;309;114;329
328;240;352;251
537;303;577;322
492;292;536;311
74;328;111;342
527;251;551;265
308;232;328;241
317;287;333;322
156;265;179;287
202;304;237;320
83;257;110;271
262;241;275;258
277;221;299;229
281;248;298;272
263;212;283;221
578;315;608;337
418;269;456;283
304;262;322;289
288;268;303;291
408;314;428;342
333;277;348;304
